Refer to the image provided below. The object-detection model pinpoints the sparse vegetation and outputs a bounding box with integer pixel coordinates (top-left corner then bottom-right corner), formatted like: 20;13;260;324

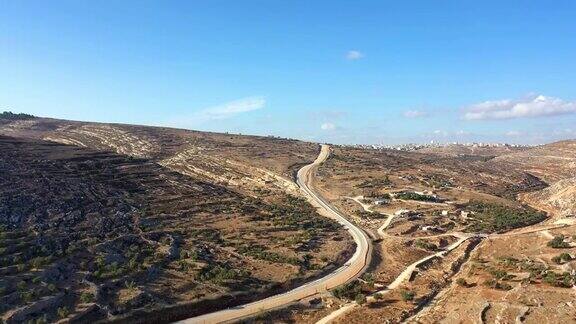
332;281;362;301
395;191;438;202
456;278;468;287
464;201;546;233
552;253;573;264
0;111;35;120
547;235;571;249
80;292;95;303
355;176;392;189
355;293;367;305
415;239;438;251
542;271;575;288
484;279;512;291
401;290;415;301
0;134;349;323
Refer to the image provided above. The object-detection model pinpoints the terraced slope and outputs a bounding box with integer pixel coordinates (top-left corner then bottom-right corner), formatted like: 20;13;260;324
522;177;576;218
0;136;352;323
0;118;318;193
494;140;576;183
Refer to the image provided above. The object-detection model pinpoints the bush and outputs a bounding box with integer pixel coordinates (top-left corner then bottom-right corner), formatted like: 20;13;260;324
80;292;94;303
57;306;69;319
355;293;367;305
332;281;362;301
16;281;26;291
483;279;512;290
395;192;438;202
361;273;375;287
548;236;571;249
489;269;512;280
543;271;574;288
373;292;383;300
401;290;415;301
415;239;437;251
456;278;468;287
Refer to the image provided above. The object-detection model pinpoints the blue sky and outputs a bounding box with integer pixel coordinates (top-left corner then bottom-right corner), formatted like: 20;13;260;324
1;1;575;145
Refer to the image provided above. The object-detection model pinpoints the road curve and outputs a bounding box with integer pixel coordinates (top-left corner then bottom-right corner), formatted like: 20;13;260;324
176;144;372;324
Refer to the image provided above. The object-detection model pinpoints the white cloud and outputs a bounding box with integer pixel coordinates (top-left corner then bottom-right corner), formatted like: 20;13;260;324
506;130;522;136
195;96;265;122
433;130;448;136
553;128;576;136
320;122;336;130
463;94;576;120
456;130;471;136
403;110;427;118
346;50;364;60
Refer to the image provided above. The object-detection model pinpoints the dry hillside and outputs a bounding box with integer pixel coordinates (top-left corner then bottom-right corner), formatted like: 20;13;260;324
0;116;353;323
494;140;576;183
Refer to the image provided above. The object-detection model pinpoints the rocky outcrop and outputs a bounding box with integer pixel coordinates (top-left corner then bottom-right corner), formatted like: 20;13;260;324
523;177;576;218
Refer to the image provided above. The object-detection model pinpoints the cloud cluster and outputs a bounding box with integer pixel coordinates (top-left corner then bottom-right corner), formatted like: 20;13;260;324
463;95;576;120
320;122;336;130
403;110;427;118
196;96;265;122
346;50;364;60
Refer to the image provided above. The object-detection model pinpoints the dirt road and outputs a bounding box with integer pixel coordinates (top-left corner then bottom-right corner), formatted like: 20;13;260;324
177;144;372;323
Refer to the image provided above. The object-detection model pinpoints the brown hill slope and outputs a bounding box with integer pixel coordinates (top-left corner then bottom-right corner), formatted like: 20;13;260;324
494;140;576;183
522;177;576;218
0;117;318;194
0;135;350;323
417;144;527;157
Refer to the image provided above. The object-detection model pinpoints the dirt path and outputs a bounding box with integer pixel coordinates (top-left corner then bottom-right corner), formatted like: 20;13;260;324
316;229;475;323
346;196;374;213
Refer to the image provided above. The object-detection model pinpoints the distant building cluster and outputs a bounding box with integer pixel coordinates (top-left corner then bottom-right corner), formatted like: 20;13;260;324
346;142;533;152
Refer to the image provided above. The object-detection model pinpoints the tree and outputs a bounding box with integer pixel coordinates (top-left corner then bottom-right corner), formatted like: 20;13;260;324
355;293;367;305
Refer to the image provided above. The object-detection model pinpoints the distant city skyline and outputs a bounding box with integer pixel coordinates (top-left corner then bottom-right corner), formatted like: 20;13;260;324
1;1;575;145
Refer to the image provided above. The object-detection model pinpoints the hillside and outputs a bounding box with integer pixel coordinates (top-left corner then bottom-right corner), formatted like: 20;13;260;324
417;144;527;157
494;140;576;183
522;177;576;218
0;117;319;195
0;133;351;323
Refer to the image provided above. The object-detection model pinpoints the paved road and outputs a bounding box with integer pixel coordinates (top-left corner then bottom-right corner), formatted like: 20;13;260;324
177;144;372;324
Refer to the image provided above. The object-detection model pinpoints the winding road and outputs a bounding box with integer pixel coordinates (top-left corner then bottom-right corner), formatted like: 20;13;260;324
177;144;372;324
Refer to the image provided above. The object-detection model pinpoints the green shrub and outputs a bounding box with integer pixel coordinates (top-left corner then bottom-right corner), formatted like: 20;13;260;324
401;290;415;301
355;293;367;305
332;281;362;301
80;292;94;303
57;306;69;319
456;278;468;287
415;239;437;251
16;281;26;291
395;192;438;202
548;236;571;249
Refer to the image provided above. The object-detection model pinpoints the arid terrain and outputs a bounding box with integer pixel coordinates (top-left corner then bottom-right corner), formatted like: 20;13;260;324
0;115;353;323
1;113;576;324
248;140;576;323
